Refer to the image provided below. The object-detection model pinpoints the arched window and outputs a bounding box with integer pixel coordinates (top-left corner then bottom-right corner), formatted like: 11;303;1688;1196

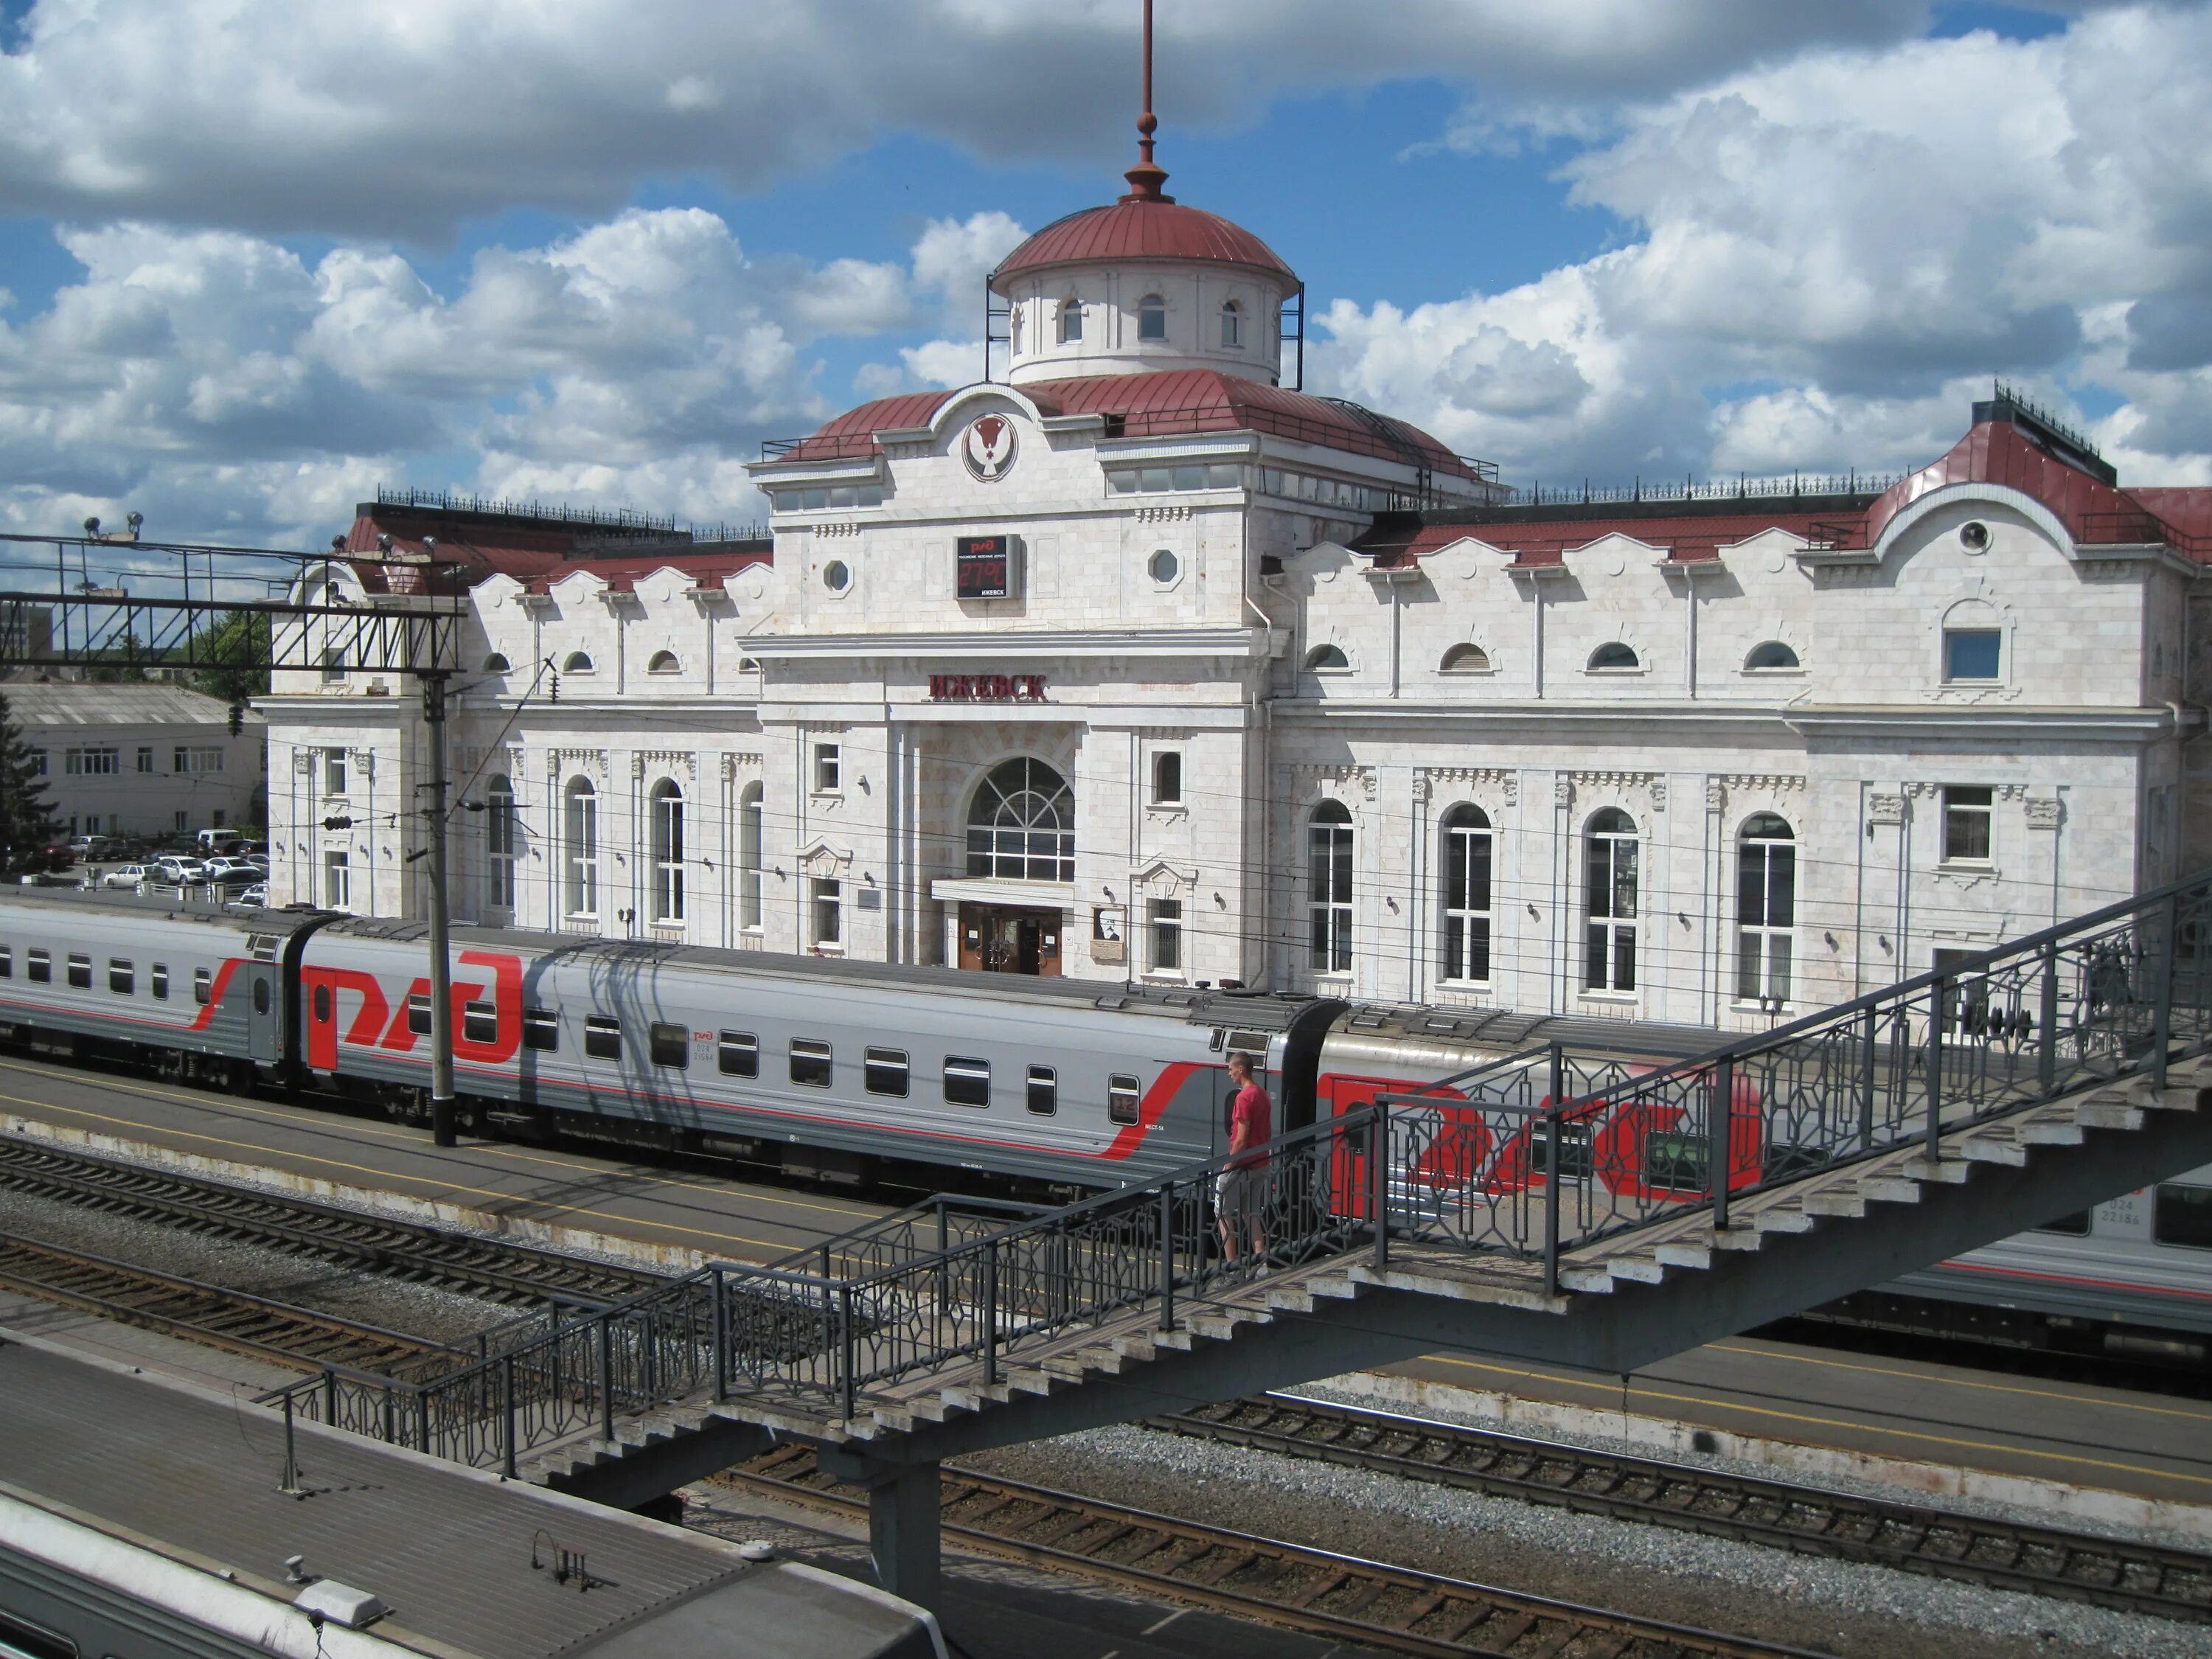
486;774;517;910
1584;807;1638;992
1152;751;1182;806
563;650;594;674
650;779;684;923
482;652;512;673
1736;813;1795;1004
1440;805;1492;983
1304;643;1350;672
563;776;598;919
1308;801;1354;973
738;782;764;930
1439;643;1491;674
1137;293;1166;342
1220;300;1242;348
966;758;1074;882
1057;298;1083;344
647;650;681;675
1587;642;1640;672
1744;640;1799;671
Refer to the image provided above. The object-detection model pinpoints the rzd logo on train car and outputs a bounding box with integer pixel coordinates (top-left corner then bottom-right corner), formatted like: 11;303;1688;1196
302;952;524;1069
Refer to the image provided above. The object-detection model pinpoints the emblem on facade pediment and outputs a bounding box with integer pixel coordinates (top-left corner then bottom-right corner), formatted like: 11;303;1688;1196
1867;793;1906;825
2025;796;2062;830
797;838;853;880
1293;762;1375;802
960;414;1018;482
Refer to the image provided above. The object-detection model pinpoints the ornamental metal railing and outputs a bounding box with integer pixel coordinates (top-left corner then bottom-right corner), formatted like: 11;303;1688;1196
262;869;2212;1467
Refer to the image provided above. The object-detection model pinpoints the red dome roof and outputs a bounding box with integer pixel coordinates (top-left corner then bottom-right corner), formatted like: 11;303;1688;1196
992;201;1296;288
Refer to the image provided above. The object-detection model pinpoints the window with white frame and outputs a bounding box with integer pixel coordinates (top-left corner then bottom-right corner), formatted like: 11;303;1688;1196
323;849;350;910
813;742;841;793
486;774;517;909
65;747;118;776
1057;297;1083;344
136;746;153;773
323;748;347;796
1736;813;1795;1004
1137;293;1166;341
173;746;223;773
320;646;346;683
1151;751;1182;806
650;779;684;923
1220;299;1242;348
966;758;1075;881
812;877;841;947
1587;642;1640;672
1584;807;1638;992
646;650;680;675
1941;785;1994;863
738;782;764;929
1307;800;1354;973
1440;804;1493;983
1148;897;1183;973
1943;627;2002;681
563;776;599;917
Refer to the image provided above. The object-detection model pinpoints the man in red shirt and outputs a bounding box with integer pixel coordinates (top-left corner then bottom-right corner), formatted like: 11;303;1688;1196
1217;1051;1272;1273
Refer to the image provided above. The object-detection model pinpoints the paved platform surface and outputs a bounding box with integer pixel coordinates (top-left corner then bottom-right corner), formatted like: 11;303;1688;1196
4;1050;2210;1514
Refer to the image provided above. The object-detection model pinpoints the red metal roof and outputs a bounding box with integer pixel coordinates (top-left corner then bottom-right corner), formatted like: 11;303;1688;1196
341;507;769;597
992;201;1295;286
773;370;1475;480
1361;510;1856;569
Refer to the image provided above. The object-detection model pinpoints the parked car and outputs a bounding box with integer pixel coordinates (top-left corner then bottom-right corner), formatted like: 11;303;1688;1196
100;864;152;891
153;856;206;885
66;835;112;861
232;883;267;908
203;857;259;882
38;844;74;869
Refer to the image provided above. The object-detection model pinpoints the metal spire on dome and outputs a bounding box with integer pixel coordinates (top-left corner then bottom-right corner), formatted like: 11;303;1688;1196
1119;0;1175;204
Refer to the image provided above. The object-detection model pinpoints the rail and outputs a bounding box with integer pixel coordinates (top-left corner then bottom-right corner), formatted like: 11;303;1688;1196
264;869;2212;1466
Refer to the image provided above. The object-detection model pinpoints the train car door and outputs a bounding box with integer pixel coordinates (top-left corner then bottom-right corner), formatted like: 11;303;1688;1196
244;959;282;1065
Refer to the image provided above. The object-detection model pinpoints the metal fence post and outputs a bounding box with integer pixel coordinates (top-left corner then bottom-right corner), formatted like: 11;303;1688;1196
2039;941;2059;1094
416;1389;430;1455
1711;1055;1735;1231
1158;1179;1177;1332
712;1268;728;1405
598;1315;615;1445
983;1239;1001;1388
321;1368;337;1428
279;1390;302;1495
380;1385;394;1446
2154;892;2179;1091
501;1354;518;1479
1857;1006;1877;1153
1370;1102;1391;1271
1544;1046;1565;1296
1926;978;1946;1159
838;1283;857;1424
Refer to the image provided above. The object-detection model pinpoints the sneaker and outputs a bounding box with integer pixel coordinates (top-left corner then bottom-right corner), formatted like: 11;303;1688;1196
1253;1265;1271;1281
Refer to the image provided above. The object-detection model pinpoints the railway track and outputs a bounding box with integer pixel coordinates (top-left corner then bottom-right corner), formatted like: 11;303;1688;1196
0;1228;468;1375
1155;1393;2212;1626
726;1442;1826;1658
0;1134;668;1310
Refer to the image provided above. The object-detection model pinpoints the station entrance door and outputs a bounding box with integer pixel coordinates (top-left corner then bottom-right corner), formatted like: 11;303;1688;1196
957;904;1062;975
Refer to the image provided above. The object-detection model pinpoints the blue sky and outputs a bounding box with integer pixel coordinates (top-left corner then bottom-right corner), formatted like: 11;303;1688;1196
1;1;2206;545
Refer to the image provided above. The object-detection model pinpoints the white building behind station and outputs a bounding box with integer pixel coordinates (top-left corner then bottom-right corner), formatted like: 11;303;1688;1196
7;684;267;841
258;143;2212;1035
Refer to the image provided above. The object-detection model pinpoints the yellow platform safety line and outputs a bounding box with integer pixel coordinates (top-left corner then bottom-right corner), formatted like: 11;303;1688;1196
1419;1352;2212;1489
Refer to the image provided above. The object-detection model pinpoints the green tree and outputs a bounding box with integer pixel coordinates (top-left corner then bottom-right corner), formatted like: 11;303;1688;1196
0;692;59;876
192;610;271;735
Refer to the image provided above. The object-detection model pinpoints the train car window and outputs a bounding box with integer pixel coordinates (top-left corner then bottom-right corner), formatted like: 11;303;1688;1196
790;1039;832;1088
1640;1130;1704;1190
650;1022;690;1068
1531;1119;1593;1182
0;1607;79;1659
1027;1065;1057;1116
943;1057;990;1107
408;992;431;1034
108;959;133;995
866;1047;909;1097
26;949;47;984
2154;1183;2212;1250
718;1031;758;1077
151;963;168;1000
192;966;210;1004
1108;1073;1141;1125
2033;1210;2092;1236
584;1015;622;1061
313;984;331;1023
464;1001;498;1046
254;978;271;1015
66;953;90;989
522;1006;559;1052
0;945;12;978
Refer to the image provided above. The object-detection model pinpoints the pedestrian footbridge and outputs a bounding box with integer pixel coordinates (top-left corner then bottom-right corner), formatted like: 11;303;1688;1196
265;874;2212;1610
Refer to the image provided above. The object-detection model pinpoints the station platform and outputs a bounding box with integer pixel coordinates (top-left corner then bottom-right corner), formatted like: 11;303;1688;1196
4;1048;2211;1529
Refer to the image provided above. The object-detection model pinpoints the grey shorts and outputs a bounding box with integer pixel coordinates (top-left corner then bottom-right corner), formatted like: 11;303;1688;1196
1215;1166;1265;1225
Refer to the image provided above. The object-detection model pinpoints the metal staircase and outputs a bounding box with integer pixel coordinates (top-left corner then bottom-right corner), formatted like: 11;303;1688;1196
262;871;2212;1610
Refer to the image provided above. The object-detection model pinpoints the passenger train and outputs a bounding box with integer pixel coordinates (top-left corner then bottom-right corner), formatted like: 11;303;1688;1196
1;888;2207;1367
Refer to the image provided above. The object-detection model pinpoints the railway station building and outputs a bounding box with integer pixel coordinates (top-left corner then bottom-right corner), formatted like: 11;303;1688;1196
260;147;2212;1035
